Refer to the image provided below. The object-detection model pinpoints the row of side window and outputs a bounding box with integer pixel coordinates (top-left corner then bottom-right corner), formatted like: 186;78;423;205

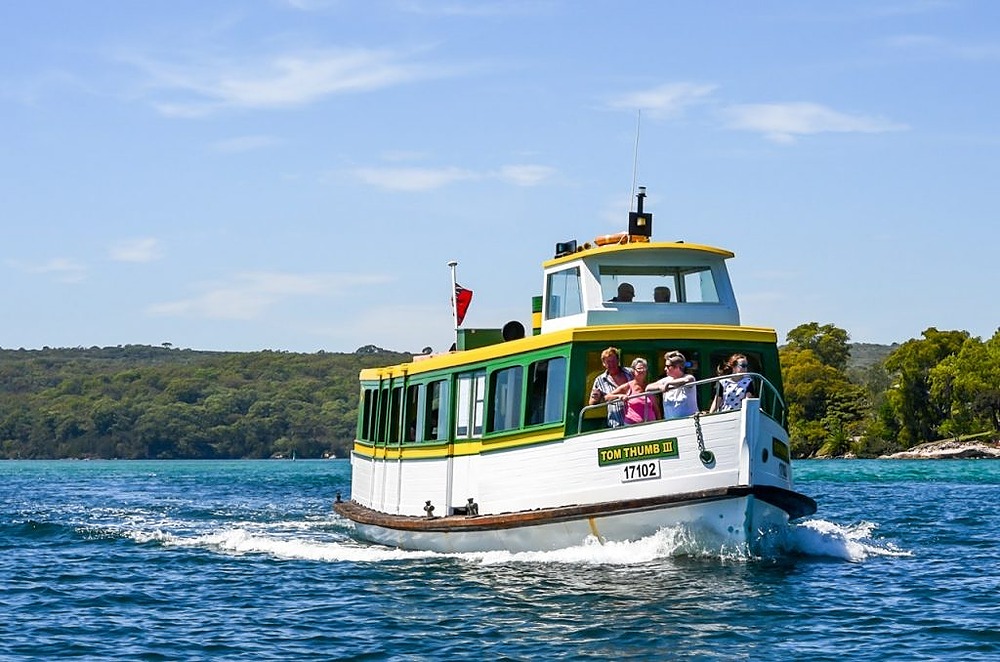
360;356;568;444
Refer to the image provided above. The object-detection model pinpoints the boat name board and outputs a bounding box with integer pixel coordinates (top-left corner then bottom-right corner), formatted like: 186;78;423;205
597;439;679;466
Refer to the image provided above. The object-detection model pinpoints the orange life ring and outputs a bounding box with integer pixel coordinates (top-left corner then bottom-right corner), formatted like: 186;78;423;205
593;232;628;246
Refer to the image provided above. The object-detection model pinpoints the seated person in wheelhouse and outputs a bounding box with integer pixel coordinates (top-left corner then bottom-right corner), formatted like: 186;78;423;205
610;282;635;302
653;286;671;302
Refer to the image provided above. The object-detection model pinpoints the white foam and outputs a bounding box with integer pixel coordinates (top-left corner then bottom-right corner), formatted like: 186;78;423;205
108;515;909;565
786;519;911;562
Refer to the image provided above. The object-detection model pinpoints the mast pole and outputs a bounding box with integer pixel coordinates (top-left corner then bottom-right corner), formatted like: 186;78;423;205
448;260;459;345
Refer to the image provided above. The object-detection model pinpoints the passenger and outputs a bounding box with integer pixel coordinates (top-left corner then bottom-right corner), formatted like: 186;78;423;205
607;357;662;424
646;350;698;419
710;354;757;413
611;282;635;302
653;286;671;302
589;347;634;428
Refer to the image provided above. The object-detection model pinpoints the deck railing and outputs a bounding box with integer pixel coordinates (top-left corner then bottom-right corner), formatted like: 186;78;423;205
577;372;787;435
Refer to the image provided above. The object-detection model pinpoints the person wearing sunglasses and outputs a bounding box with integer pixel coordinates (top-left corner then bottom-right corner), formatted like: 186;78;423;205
607;357;663;424
710;353;757;413
646;350;698;419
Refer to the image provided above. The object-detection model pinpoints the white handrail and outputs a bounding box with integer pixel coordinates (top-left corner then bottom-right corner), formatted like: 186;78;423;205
577;372;786;434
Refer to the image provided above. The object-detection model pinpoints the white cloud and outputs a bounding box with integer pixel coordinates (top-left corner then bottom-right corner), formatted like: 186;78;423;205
282;0;339;10
883;33;1000;60
722;102;908;143
353;166;480;191
496;164;555;186
397;0;543;17
147;271;391;320
379;150;431;163
210;135;282;153
7;257;87;283
351;163;555;191
608;83;718;119
128;48;459;117
109;237;162;263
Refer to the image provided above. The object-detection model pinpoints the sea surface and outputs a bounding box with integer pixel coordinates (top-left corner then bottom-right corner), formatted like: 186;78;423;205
2;459;998;661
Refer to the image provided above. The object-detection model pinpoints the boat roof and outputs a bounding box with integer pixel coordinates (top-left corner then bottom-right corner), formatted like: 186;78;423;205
542;240;735;269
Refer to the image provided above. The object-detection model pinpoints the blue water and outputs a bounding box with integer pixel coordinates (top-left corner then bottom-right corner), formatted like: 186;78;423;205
2;459;998;660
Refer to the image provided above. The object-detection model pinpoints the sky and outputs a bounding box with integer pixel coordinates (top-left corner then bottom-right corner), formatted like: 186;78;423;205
2;1;998;355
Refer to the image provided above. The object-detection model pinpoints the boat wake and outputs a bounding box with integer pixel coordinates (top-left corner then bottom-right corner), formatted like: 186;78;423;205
103;513;908;566
783;518;911;562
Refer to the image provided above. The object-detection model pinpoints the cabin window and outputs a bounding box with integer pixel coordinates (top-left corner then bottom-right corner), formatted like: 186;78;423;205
489;366;524;432
455;370;486;439
361;388;376;441
405;384;420;442
546;267;583;319
376;387;389;443
527;356;567;426
423;379;449;441
599;265;719;303
681;267;719;303
387;386;402;443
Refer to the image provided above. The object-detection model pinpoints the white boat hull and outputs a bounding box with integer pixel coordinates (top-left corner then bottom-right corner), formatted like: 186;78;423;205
335;399;814;554
337;489;799;554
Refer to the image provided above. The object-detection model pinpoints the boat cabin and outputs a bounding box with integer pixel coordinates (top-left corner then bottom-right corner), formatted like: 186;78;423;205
541;240;740;334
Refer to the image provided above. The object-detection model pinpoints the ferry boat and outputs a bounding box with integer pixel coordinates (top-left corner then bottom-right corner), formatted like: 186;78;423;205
334;187;816;554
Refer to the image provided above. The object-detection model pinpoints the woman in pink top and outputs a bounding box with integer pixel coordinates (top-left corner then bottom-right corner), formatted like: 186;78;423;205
608;357;662;424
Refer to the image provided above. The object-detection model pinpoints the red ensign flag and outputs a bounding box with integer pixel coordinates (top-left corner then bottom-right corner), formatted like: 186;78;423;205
454;284;473;326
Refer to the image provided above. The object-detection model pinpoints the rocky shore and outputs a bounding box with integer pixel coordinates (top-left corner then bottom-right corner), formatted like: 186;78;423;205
880;438;1000;459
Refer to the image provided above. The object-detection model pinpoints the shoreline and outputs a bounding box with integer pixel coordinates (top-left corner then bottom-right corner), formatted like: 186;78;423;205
878;438;1000;460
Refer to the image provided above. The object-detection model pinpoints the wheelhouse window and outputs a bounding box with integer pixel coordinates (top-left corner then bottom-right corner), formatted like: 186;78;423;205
599;265;719;303
527;356;566;426
546;267;583;319
489;365;523;433
455;370;486;439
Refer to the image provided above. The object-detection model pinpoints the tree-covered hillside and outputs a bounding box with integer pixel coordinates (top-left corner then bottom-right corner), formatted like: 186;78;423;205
780;324;1000;458
0;345;410;459
3;324;997;460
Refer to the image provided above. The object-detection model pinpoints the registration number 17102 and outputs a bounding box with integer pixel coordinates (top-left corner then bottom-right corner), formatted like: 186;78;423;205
621;460;661;483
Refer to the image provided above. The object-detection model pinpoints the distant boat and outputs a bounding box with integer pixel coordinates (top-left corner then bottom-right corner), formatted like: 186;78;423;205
334;187;816;553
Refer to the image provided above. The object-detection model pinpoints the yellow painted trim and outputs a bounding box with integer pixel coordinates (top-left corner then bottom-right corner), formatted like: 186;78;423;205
360;324;776;380
543;241;735;269
352;428;567;460
480;428;566;452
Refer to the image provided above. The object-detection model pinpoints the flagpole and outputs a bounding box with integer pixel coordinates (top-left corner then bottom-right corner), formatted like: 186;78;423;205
447;260;459;346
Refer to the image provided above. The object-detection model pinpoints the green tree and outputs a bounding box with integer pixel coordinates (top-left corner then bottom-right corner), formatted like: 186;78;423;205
780;344;867;457
781;323;867;457
930;330;1000;436
878;327;970;447
785;322;851;371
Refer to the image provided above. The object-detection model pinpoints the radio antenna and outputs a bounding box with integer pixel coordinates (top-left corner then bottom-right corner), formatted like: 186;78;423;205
629;109;642;212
